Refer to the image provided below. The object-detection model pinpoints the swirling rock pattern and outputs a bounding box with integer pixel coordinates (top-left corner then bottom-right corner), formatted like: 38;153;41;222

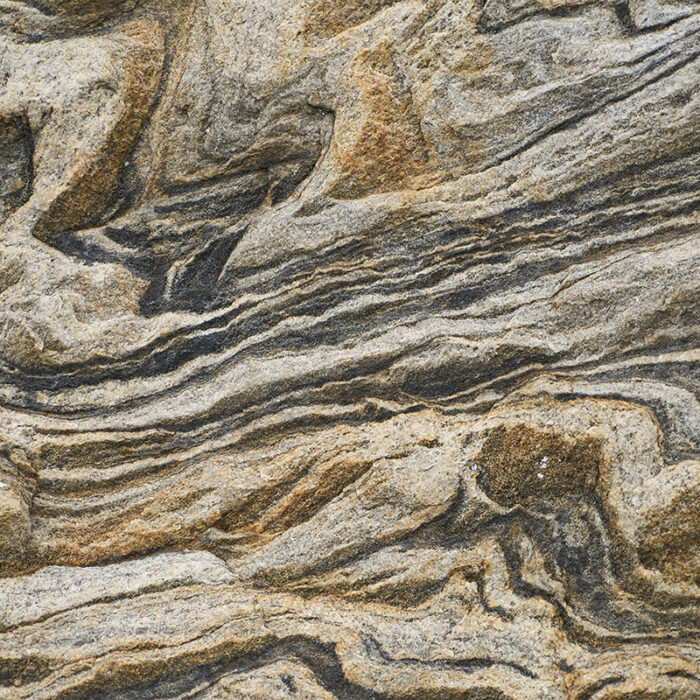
0;0;699;697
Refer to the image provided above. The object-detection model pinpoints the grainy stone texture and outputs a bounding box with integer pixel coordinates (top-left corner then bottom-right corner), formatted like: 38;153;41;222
0;0;699;697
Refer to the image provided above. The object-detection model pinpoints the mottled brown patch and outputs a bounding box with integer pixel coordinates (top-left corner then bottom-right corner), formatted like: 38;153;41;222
330;46;432;198
35;19;164;238
304;0;400;39
638;493;700;584
476;425;601;508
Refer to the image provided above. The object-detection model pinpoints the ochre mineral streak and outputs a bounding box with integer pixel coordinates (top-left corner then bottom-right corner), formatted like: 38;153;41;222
0;0;699;697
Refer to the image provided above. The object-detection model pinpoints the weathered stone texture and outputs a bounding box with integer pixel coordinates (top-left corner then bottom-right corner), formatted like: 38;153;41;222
0;0;699;697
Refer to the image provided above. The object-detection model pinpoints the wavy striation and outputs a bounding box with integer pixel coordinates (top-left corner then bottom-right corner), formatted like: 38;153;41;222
0;0;699;697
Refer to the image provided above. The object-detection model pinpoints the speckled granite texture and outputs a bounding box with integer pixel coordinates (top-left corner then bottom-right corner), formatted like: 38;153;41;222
0;0;699;697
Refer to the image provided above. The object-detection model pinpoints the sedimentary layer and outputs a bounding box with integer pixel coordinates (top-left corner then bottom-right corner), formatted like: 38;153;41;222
0;0;698;697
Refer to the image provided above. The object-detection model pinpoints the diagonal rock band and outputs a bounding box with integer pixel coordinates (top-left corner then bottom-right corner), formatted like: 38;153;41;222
0;0;698;698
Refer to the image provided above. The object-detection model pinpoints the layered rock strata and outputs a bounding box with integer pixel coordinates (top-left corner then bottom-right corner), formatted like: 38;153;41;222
0;0;699;697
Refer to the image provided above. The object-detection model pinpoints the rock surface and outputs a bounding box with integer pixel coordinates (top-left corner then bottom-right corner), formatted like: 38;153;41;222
0;0;699;697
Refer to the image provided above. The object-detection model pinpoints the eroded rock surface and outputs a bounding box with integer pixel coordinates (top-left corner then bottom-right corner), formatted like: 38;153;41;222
0;0;699;697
